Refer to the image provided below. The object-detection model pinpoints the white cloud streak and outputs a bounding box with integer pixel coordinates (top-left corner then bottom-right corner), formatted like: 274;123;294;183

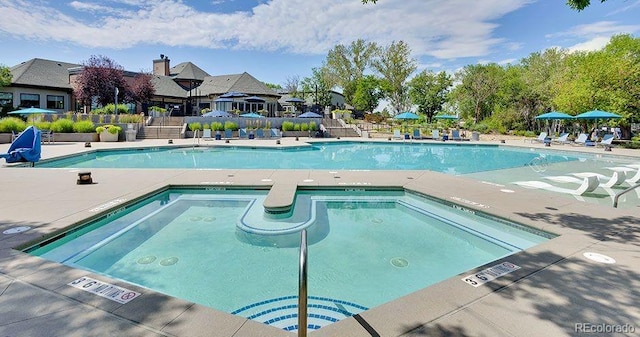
0;0;531;60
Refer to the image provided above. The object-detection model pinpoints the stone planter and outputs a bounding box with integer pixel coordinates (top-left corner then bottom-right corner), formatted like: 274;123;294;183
99;131;119;142
53;133;100;142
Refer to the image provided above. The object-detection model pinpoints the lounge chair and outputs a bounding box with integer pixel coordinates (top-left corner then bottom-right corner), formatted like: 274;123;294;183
412;129;422;140
451;129;462;141
552;133;569;145
606;166;640;184
270;128;281;139
11;130;21;142
596;134;614;148
41;129;54;144
572;133;595;146
256;128;265;138
530;132;547;143
202;128;213;140
572;171;626;188
224;129;233;139
393;129;402;140
431;129;439;140
514;175;599;195
0;126;42;164
239;128;247;139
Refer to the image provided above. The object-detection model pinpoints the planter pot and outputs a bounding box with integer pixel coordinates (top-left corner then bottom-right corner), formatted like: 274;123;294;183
53;133;100;142
99;131;119;142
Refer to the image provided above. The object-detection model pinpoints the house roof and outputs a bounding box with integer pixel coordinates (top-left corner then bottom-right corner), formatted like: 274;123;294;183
151;75;189;98
197;72;280;98
170;62;210;81
10;58;81;90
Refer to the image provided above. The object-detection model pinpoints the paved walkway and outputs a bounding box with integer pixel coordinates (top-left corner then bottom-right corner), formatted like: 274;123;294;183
0;137;638;336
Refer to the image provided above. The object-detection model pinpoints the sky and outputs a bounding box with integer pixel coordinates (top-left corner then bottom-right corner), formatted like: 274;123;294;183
1;0;639;87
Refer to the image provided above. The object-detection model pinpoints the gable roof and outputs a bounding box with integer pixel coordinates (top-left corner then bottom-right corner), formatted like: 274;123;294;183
10;58;81;90
197;72;280;98
170;62;210;81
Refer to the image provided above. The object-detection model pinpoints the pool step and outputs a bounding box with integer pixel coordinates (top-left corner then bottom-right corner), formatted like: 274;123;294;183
263;182;297;214
231;295;368;332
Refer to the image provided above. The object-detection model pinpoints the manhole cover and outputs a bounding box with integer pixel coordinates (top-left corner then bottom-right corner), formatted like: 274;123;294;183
3;226;31;235
390;257;409;268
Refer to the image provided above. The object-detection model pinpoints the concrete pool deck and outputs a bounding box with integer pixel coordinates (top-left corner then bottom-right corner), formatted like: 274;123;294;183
0;137;639;336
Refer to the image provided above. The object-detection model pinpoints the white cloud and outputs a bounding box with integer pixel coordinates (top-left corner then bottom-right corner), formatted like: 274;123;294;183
497;58;516;65
567;36;612;52
0;0;532;59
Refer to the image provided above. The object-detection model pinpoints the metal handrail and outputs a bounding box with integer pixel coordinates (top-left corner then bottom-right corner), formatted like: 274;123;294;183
193;129;200;146
613;183;640;208
298;229;308;337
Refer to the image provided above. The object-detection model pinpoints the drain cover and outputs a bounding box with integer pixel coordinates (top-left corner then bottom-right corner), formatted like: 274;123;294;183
137;256;157;264
371;218;383;224
583;252;616;264
390;257;409;268
3;226;31;235
160;257;179;266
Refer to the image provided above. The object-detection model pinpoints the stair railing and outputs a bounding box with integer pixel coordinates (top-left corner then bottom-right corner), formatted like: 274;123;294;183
298;229;308;337
613;183;640;208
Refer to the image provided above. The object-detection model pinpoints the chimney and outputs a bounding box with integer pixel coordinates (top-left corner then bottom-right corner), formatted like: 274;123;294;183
153;54;170;76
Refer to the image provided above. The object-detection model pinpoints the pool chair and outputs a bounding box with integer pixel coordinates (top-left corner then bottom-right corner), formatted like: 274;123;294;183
239;128;247;139
256;128;265;139
393;129;402;140
552;133;569;145
431;129;439;140
606;166;640;184
270;128;281;139
530;132;547;143
224;129;233;139
412;129;422;139
514;174;599;196
0;125;42;165
596;134;614;149
202;128;213;141
572;171;627;188
451;129;462;141
572;133;595;146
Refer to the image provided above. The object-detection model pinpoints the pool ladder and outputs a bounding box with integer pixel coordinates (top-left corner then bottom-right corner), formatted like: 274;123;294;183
298;229;308;337
193;129;200;147
613;183;640;208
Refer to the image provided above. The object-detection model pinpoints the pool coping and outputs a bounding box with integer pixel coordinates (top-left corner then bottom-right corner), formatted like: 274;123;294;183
1;137;639;337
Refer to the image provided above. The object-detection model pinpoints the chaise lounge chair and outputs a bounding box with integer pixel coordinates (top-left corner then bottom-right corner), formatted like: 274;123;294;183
530;132;547;143
596;134;614;149
393;129;402;140
552;133;569;145
270;128;281;139
431;129;439;140
606;166;640;184
514;174;599;196
0;126;42;165
572;133;595;146
451;129;462;141
412;129;422;140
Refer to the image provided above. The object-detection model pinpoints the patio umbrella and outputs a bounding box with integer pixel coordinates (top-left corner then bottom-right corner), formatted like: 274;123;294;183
394;111;419;120
298;111;323;118
285;97;306;103
214;98;233;102
8;107;57;115
574;109;621;120
245;96;265;102
202;110;231;117
240;112;265;118
220;91;247;98
433;114;459;120
534;111;574;120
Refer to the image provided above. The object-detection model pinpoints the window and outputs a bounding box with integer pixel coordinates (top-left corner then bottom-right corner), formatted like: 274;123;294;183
20;93;40;108
0;92;12;106
47;95;64;110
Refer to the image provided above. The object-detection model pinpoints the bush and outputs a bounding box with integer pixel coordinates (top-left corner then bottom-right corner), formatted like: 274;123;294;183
300;123;309;131
35;121;52;131
118;114;143;123
73;120;96;133
188;122;202;131
50;119;75;133
224;121;238;131
211;122;224;131
308;121;317;131
96;124;122;134
282;121;294;131
0;117;27;133
293;123;301;131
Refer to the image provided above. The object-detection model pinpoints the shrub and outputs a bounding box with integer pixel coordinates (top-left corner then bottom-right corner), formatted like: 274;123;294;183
282;121;294;131
211;122;224;131
118;114;143;123
0;117;27;132
96;124;122;134
35;121;52;131
308;121;317;131
73;120;96;133
188;122;202;131
224;121;238;131
50;119;75;133
293;123;301;131
300;123;309;131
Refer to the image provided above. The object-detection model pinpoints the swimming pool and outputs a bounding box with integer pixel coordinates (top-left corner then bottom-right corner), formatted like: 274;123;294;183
36;142;579;173
27;187;553;331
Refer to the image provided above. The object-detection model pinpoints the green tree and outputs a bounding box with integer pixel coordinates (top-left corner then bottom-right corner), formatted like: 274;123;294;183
352;75;385;112
302;67;333;108
453;63;502;123
325;39;378;104
408;70;453;122
0;64;11;87
371;40;417;114
263;82;282;90
567;0;607;11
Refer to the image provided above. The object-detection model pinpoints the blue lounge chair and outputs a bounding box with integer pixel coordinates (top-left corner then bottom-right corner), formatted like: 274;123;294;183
451;129;462;141
256;128;265;138
239;128;247;139
0;126;42;164
224;129;233;139
412;129;422;139
596;134;614;149
270;128;281;138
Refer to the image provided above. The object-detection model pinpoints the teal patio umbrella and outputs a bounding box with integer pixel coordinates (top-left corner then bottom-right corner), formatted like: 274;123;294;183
534;111;574;120
433;114;459;120
574;109;621;120
8;107;58;124
394;111;419;120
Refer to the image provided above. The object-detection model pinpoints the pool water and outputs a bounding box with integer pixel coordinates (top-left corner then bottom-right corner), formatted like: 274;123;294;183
37;142;579;173
28;188;553;331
